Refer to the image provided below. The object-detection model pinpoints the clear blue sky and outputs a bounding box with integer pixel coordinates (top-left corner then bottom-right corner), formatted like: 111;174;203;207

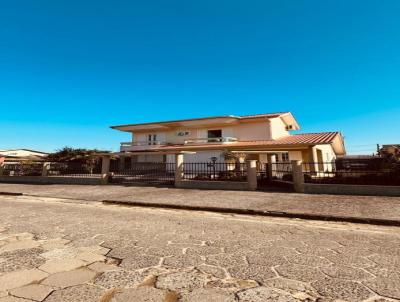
1;0;399;154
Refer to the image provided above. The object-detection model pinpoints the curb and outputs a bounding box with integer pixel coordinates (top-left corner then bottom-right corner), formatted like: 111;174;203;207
0;192;23;196
1;191;399;227
102;199;400;227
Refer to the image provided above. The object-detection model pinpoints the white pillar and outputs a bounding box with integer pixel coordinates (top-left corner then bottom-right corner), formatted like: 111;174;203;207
175;153;184;184
101;156;111;185
308;146;319;172
42;162;50;177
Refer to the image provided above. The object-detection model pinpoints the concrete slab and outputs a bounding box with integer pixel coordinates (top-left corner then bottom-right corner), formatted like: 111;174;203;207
9;284;54;301
39;258;87;274
0;269;49;291
41;268;97;289
0;296;33;302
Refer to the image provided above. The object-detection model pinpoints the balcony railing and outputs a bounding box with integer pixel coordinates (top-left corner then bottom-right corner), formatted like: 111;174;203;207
184;137;238;144
120;137;238;151
120;141;166;147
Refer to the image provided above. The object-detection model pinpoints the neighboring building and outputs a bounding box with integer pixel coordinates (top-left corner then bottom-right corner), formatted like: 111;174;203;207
380;144;400;159
0;149;48;163
110;112;346;167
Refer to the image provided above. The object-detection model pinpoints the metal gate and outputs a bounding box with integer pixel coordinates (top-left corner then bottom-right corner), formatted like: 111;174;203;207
257;163;294;192
109;162;175;185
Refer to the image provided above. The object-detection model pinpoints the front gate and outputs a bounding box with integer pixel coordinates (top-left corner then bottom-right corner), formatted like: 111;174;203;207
257;163;294;192
109;162;175;186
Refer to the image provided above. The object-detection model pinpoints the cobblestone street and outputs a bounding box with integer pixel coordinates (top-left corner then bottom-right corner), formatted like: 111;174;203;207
0;195;399;302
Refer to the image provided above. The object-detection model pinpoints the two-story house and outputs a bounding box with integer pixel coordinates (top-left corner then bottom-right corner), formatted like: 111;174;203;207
110;112;345;169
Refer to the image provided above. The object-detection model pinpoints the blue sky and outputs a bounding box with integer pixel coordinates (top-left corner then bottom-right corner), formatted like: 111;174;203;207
0;0;399;154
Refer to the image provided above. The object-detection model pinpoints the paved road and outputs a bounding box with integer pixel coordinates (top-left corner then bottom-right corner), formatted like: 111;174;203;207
0;183;400;223
0;195;399;301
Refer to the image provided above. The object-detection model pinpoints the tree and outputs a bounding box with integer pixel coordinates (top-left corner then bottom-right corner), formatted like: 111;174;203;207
47;147;108;162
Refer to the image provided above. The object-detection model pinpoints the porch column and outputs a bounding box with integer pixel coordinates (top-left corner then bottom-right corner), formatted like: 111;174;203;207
246;160;257;191
101;155;111;185
175;153;184;185
291;160;304;193
266;154;276;179
42;162;50;177
308;146;319;172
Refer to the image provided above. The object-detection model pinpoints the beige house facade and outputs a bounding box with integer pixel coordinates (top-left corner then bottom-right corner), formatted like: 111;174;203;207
111;112;346;169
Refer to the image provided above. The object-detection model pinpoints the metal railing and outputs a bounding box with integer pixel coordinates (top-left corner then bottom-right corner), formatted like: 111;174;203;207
120;141;166;147
48;162;102;178
182;162;247;181
303;162;400;186
271;162;293;181
2;162;43;176
184;137;238;144
110;162;175;184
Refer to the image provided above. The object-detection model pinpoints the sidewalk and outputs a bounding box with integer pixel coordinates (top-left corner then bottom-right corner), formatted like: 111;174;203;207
1;183;400;226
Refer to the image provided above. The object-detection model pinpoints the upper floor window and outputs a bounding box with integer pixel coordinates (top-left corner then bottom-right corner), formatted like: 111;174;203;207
147;134;157;145
177;131;190;137
207;130;222;138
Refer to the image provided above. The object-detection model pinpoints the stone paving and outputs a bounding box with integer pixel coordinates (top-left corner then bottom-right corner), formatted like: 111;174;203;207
0;195;399;301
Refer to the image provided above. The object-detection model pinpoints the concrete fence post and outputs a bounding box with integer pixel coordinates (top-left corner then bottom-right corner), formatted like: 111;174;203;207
119;155;125;171
42;162;50;177
0;162;4;176
291;160;304;193
101;156;111;185
174;153;184;187
246;160;257;191
267;154;276;179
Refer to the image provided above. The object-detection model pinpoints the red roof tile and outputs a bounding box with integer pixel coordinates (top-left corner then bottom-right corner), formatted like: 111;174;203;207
132;132;342;152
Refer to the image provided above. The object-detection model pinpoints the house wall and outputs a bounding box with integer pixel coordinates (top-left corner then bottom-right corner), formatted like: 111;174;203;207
315;144;336;162
269;118;290;139
232;122;271;141
288;151;303;161
131;118;290;144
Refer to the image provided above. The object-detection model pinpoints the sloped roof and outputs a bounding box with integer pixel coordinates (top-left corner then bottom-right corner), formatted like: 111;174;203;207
110;111;298;131
125;132;345;155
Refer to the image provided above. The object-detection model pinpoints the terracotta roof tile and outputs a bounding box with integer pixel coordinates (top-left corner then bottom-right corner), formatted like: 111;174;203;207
133;132;341;152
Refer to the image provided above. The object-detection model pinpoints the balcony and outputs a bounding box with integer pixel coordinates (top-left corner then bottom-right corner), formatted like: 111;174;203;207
120;141;166;152
184;137;238;145
120;137;238;152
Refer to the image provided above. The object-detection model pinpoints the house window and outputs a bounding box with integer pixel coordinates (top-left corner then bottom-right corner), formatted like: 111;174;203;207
177;131;190;137
282;153;289;162
147;134;157;145
207;130;222;142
